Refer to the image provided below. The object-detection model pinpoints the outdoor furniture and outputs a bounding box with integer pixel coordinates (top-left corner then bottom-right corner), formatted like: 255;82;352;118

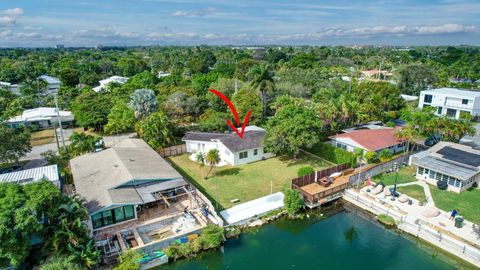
371;185;383;195
422;207;440;218
398;194;409;203
384;189;391;196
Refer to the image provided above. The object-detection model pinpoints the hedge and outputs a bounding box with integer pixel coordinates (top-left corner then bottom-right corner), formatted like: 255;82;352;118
308;143;357;167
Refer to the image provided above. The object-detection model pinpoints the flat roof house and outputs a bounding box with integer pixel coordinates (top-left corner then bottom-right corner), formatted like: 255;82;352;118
409;142;480;193
0;165;60;188
182;126;275;166
329;128;405;155
418;88;480;119
70;139;220;257
93;76;129;92
7;107;74;129
0;81;21;95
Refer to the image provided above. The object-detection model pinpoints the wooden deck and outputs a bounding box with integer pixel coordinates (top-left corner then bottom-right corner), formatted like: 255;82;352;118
300;175;350;196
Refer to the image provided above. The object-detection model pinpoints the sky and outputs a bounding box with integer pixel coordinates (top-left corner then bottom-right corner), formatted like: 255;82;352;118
0;0;479;47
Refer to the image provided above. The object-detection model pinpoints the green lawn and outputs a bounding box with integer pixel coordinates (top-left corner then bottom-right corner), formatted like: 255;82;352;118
373;166;417;186
168;153;331;210
430;185;480;224
397;184;426;203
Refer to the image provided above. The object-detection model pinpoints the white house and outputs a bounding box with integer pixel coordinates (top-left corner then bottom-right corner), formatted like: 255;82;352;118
38;75;61;95
7;107;74;129
418;88;480;119
0;165;61;189
0;81;21;95
409;142;480;193
93;76;129;92
157;71;171;78
329;128;406;155
182;126;275;166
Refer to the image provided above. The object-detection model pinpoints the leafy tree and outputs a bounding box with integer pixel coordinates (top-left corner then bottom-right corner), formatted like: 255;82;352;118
248;64;275;118
264;104;322;159
71;90;112;131
231;87;263;125
113;250;141;270
135;111;175;150
0;124;31;164
297;166;315;177
205;149;221;178
57;86;80;109
365;151;377;164
284;189;303;215
104;103;136;135
59;68;80;87
40;256;84;270
198;109;229;132
129;89;158;119
68;132;102;156
396;63;437;95
378;149;392;163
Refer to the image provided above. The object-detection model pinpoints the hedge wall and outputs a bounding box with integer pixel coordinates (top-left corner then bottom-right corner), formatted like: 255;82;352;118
308;143;357;167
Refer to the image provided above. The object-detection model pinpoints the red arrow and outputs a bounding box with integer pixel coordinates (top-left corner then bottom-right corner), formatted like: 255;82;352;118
208;89;251;139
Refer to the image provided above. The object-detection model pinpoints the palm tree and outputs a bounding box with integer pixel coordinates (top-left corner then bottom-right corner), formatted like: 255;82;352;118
396;124;418;154
68;132;100;156
205;149;221;179
195;152;206;179
247;64;275;119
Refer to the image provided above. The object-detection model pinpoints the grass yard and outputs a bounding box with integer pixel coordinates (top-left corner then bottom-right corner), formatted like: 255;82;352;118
168;153;331;210
373;166;417;186
30;129;55;146
429;185;480;224
397;184;426;203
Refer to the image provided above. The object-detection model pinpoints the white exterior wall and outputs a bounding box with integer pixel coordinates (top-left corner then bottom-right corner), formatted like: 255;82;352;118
216;141;235;165
330;138;405;155
232;147;275;165
418;90;480;119
185;140;218;154
413;166;479;193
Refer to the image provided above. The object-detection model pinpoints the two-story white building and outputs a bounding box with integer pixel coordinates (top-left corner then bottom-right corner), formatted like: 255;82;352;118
93;76;129;92
38;75;61;95
182;126;275;166
418;88;480;119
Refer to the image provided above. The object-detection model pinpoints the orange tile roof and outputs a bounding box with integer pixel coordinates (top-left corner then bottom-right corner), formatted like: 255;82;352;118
329;128;404;151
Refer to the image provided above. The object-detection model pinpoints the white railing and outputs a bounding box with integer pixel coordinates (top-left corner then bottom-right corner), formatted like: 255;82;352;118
445;102;472;109
343;189;480;267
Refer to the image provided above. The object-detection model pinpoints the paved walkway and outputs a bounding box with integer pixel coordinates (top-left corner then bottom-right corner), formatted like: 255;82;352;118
361;182;480;246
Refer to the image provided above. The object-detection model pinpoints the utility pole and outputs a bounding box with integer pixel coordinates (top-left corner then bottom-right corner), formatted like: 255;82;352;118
52;122;60;152
54;94;67;152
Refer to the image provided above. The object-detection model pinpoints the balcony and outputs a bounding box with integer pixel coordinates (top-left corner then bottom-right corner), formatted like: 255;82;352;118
444;102;472;110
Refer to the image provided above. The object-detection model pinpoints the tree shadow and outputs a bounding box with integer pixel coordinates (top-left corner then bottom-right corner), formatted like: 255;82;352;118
215;167;242;177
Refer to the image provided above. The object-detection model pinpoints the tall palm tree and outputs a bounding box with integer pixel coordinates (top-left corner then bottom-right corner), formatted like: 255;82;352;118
247;64;275;119
195;152;206;179
205;149;221;179
395;124;418;154
68;132;100;156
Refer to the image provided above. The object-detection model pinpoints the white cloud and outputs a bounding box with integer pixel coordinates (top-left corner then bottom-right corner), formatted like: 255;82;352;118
171;8;216;17
0;7;24;26
1;8;23;16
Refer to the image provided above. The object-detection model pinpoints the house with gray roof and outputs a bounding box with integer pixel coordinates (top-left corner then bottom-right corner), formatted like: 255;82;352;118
409;141;480;193
182;126;275;166
0;165;60;188
71;139;196;231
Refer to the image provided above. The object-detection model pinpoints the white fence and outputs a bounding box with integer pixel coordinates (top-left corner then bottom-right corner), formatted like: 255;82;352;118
343;189;480;268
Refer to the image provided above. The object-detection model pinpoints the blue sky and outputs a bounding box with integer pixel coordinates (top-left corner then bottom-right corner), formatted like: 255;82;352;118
0;0;479;47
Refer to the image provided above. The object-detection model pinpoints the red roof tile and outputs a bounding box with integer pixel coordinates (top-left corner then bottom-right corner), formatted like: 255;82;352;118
329;128;404;151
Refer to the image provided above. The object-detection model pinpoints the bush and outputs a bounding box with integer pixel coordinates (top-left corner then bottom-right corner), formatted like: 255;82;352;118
284;189;303;215
297;166;314;177
365;151;378;164
113;250;141;270
308;143;357;167
379;149;392;162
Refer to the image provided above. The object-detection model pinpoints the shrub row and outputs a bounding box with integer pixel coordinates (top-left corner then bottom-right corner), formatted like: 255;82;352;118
308;143;357;167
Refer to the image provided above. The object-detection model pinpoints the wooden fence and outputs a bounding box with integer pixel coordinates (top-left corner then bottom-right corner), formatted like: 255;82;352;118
158;144;187;157
291;163;350;189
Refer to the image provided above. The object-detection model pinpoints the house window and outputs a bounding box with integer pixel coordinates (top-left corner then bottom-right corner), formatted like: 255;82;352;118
424;168;429;175
435;173;442;181
418;167;424;175
92;205;135;229
437;107;443;115
454;180;461;187
239;151;248;159
424;94;433;103
254;149;258;156
446;108;457;117
462;99;469;105
448;177;455;186
429;170;435;179
336;142;347;150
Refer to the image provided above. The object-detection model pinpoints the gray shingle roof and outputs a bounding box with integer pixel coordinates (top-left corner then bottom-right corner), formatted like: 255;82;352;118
411;156;479;180
70;139;185;213
217;130;265;153
182;132;229;142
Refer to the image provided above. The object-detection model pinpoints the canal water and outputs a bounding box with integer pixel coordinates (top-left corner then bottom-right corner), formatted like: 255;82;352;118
162;207;473;270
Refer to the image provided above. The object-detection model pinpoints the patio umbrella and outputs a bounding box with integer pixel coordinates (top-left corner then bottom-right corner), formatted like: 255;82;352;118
366;177;372;186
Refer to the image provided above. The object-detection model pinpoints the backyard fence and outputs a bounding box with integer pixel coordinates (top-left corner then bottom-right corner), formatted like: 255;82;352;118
344;189;480;267
348;154;411;187
291;163;350;189
158;144;187;157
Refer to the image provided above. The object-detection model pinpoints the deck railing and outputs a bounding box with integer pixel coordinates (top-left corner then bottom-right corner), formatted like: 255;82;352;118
291;163;350;189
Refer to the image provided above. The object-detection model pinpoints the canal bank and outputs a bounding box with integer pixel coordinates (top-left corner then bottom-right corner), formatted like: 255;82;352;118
161;204;474;270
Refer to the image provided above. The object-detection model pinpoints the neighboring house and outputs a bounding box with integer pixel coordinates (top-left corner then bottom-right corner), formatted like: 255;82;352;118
360;69;393;81
409;142;480;193
400;94;419;102
329;128;406;155
418;88;480;119
38;75;61;95
0;81;21;95
449;78;473;84
93;76;129;92
157;71;171;78
0;165;61;189
7;107;74;128
70;139;219;246
459;123;480;150
182;126;275;166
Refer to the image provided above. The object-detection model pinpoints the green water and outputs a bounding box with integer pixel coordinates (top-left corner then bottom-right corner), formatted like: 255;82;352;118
162;209;473;270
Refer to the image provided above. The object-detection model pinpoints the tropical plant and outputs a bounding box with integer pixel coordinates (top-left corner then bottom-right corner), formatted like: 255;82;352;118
104;103;136;134
129;89;158;119
247;63;275;118
297;166;315;177
365;151;378;164
195;152;206;179
205;149;221;178
135;111;175;150
71;90;112;131
40;255;84;270
113;250;142;270
0;124;31;164
68;132;101;156
284;189;303;215
379;149;392;163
